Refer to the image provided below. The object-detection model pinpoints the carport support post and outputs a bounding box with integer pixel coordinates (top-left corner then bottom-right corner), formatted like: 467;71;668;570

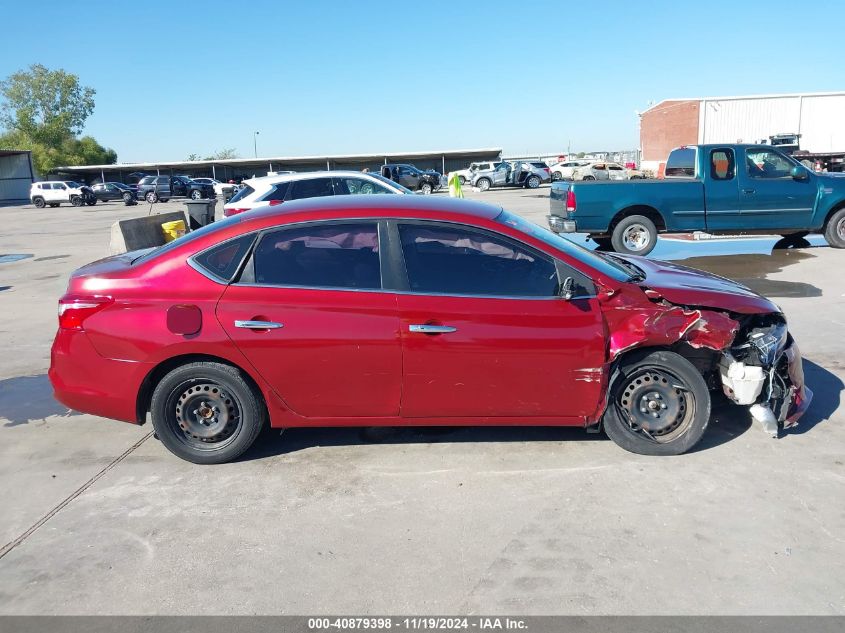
101;168;105;184
326;159;330;171
212;164;216;180
442;155;445;175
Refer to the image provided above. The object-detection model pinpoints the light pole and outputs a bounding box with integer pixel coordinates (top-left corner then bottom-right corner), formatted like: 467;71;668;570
253;131;259;158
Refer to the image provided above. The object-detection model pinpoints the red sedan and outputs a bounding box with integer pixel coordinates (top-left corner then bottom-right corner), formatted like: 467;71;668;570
49;197;811;463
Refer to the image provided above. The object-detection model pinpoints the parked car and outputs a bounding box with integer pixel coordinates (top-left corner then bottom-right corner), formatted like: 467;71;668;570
48;196;811;464
380;163;442;194
550;160;595;181
451;161;501;185
547;144;845;255
223;170;411;216
91;182;136;203
137;175;215;203
30;181;87;208
191;178;235;196
471;160;551;191
573;162;646;181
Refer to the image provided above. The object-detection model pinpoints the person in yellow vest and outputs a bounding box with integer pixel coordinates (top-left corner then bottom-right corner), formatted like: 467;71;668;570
448;170;464;198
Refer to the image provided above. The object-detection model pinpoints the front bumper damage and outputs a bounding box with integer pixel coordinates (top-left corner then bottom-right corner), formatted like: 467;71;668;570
720;320;812;436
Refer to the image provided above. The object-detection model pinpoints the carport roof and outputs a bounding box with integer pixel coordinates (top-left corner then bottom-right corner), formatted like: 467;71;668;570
55;148;503;172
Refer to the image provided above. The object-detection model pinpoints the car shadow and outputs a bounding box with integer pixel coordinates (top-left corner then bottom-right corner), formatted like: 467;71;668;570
783;359;842;436
0;374;83;427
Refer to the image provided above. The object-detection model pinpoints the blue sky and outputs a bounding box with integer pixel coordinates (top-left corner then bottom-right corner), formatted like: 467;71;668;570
1;0;843;162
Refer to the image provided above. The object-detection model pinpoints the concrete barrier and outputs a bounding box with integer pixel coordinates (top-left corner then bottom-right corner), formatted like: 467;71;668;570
109;211;190;255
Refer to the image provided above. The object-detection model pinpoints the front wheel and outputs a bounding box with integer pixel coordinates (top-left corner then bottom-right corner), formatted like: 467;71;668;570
33;197;46;208
150;362;267;464
419;182;433;195
146;191;158;203
611;214;657;255
824;207;845;248
551;171;562;181
476;178;491;192
526;175;541;189
458;175;466;186
582;175;595;181
602;350;711;456
71;195;83;207
191;189;202;200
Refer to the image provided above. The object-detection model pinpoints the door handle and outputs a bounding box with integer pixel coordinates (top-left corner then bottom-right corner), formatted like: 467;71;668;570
742;188;756;194
234;320;283;330
409;324;457;334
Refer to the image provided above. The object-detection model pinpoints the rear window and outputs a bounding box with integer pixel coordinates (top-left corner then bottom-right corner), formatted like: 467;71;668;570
259;182;290;202
665;148;697;177
530;162;549;169
139;176;155;185
227;185;254;203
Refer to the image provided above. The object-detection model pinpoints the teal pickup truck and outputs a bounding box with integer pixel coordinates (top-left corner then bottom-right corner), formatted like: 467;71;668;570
547;144;845;255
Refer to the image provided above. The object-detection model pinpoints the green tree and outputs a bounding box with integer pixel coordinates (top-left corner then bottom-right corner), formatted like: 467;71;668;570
0;64;116;175
206;148;238;160
186;153;202;161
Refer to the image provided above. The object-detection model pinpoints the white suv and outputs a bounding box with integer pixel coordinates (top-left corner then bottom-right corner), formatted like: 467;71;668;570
30;181;86;208
223;170;411;217
450;161;501;185
549;160;595;181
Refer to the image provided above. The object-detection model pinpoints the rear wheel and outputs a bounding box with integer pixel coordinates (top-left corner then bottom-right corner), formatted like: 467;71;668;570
582;175;595;181
551;171;562;181
191;189;202;200
122;192;133;203
602;350;710;456
146;191;158;203
150;362;266;464
33;197;45;208
611;214;657;255
823;207;845;248
526;175;541;189
419;182;433;195
476;178;491;192
458;175;466;186
71;195;83;207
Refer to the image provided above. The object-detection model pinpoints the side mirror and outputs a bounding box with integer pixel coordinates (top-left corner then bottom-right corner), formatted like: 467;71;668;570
559;276;574;300
791;166;808;181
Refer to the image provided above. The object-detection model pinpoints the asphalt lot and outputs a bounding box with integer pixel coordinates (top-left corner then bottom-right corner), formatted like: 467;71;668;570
0;187;843;615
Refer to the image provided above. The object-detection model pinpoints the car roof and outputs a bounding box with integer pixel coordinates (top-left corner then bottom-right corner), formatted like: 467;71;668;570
243;170;388;187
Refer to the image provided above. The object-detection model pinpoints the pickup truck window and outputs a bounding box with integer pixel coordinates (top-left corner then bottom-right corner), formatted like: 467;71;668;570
665;148;696;177
710;148;735;180
745;149;793;179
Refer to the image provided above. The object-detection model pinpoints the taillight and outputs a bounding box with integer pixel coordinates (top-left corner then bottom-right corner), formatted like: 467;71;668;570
566;189;576;212
224;207;249;217
58;295;113;330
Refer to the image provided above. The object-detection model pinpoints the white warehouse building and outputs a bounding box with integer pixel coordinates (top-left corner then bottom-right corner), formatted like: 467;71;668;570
639;91;845;173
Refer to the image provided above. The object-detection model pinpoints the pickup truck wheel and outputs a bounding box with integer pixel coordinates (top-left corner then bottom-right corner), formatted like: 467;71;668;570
419;182;433;195
33;197;46;208
602;350;710;456
611;215;657;255
526;175;541;189
458;176;466;185
146;192;158;203
476;178;491;192
824;207;845;248
191;190;202;200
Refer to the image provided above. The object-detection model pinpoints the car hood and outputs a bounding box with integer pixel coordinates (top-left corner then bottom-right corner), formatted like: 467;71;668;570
612;254;780;315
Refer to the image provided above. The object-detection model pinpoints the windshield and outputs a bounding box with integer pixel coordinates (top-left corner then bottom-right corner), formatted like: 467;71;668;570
368;172;413;194
494;210;633;282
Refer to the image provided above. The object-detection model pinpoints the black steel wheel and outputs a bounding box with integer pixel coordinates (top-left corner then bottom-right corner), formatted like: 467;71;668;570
71;195;83;207
150;362;266;464
33;197;46;208
602;350;710;456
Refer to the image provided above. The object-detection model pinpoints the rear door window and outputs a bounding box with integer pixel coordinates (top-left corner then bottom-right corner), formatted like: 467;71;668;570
251;222;381;289
333;177;393;195
227;184;254;203
287;177;335;200
260;182;290;202
710;148;735;180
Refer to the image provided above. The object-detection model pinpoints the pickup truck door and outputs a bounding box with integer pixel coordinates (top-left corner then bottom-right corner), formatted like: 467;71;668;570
738;147;816;229
702;147;741;231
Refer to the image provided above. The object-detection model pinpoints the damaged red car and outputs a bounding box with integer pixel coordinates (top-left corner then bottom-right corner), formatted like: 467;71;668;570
49;197;812;464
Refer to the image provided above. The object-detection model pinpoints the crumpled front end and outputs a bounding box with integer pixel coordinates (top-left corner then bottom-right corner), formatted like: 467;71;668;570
720;314;812;436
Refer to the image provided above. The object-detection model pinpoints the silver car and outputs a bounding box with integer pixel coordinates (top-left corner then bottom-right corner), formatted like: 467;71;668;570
471;161;551;191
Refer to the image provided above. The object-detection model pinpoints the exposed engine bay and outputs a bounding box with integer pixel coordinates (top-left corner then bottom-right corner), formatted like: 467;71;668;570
720;314;812;436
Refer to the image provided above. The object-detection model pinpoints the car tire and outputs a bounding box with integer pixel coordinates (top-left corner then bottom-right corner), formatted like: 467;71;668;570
191;190;202;200
602;349;710;456
476;178;491;192
419;182;433;195
458;176;466;186
33;197;45;208
823;207;845;248
611;214;657;255
551;172;562;181
122;192;133;203
150;361;267;465
582;175;595;180
146;192;158;204
526;175;541;189
71;195;83;207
